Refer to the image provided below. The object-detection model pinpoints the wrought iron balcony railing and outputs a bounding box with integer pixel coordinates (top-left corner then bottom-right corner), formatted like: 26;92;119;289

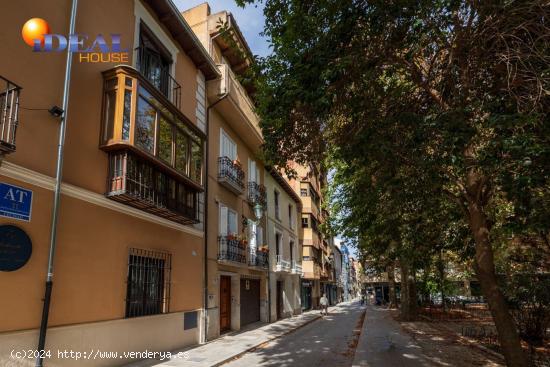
218;235;247;264
218;156;245;194
0;76;21;156
106;150;199;224
135;46;181;109
249;249;269;269
247;181;267;207
275;255;291;272
291;261;302;275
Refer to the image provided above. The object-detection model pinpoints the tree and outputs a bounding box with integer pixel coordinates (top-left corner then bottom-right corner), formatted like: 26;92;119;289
242;1;549;365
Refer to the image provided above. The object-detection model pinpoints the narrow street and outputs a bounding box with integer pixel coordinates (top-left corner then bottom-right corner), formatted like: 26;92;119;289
223;301;365;367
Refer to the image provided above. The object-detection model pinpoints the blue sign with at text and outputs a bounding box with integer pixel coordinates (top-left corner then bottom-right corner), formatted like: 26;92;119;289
0;183;33;222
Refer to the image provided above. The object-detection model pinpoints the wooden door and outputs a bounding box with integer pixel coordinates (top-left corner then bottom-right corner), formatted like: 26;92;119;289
276;281;283;319
220;276;231;332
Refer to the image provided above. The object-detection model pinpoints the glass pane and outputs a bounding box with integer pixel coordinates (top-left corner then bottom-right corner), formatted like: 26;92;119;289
158;117;172;164
135;96;156;153
105;78;118;90
104;89;117;141
122;89;132;141
175;130;189;174
190;141;203;184
138;86;172;120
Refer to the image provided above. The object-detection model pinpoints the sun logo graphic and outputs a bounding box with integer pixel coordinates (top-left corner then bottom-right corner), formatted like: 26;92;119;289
21;18;129;63
21;18;51;48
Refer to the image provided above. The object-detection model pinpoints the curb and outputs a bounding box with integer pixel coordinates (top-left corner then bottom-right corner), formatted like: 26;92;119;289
213;313;323;366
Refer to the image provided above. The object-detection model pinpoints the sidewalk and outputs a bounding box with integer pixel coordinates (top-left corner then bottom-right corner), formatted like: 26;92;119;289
126;306;331;367
352;305;432;367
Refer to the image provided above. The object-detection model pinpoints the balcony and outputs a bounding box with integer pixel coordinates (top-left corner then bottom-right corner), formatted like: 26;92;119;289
0;76;21;157
247;181;266;207
218;156;245;194
107;150;199;224
218;235;247;265
249;249;269;270
100;66;204;223
135;46;181;109
100;66;204;186
291;261;303;275
207;64;262;152
275;255;291;272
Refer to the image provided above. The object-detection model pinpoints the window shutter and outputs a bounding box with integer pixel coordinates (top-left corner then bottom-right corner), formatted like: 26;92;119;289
220;130;225;157
256;167;260;184
257;226;263;246
219;205;228;236
228;209;237;235
231;142;237;161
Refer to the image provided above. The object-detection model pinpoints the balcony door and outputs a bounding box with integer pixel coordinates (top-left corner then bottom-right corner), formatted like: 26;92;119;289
139;23;172;96
220;129;237;160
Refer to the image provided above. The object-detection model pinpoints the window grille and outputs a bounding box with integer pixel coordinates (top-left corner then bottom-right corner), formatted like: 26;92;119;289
125;248;171;318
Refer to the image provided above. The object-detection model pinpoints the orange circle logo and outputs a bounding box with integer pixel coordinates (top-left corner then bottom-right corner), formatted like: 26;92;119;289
21;18;50;47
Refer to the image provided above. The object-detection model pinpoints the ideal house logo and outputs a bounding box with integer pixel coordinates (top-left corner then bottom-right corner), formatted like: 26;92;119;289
21;18;129;63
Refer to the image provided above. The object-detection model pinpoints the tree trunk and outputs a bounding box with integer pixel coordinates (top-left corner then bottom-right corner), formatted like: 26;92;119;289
387;262;397;308
466;190;529;367
399;259;417;320
438;251;446;311
400;261;409;319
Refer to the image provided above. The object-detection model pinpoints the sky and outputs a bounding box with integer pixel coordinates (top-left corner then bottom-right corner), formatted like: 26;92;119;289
174;0;271;57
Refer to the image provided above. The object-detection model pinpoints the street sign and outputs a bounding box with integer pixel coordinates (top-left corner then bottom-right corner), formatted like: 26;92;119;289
0;225;32;271
0;182;33;222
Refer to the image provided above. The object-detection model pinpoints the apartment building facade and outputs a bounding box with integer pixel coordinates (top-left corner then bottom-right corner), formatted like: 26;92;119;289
182;4;269;340
0;0;219;364
283;162;326;310
264;168;302;321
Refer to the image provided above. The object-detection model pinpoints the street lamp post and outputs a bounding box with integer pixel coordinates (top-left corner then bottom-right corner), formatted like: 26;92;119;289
251;202;269;322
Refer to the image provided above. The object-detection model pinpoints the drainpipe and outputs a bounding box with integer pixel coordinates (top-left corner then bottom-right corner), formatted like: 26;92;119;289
203;84;228;343
36;0;77;366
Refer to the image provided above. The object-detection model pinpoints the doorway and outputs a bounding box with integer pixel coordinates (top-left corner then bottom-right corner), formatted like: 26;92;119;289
276;281;283;319
240;278;260;327
220;276;231;332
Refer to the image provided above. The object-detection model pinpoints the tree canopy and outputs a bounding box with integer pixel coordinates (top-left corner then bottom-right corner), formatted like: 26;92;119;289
241;1;549;366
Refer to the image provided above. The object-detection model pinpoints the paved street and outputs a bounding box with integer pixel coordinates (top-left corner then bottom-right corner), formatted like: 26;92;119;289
353;305;430;367
224;301;365;367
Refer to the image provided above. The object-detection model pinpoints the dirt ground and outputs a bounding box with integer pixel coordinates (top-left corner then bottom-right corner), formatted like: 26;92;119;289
392;307;550;367
389;309;504;367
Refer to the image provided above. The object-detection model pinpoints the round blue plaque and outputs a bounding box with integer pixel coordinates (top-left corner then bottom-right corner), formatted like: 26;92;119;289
0;225;32;271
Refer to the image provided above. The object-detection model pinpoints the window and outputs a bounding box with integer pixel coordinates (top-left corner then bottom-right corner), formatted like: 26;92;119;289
300;188;308;197
121;84;203;184
138;24;172;97
136;95;156;153
302;216;309;228
290;240;294;264
274;190;280;220
248;159;260;184
288;204;294;229
220;129;237;160
125;248;171;318
219;204;238;236
275;232;281;256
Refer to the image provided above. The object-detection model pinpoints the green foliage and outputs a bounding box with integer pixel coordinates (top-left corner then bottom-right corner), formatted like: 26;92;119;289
241;0;549;357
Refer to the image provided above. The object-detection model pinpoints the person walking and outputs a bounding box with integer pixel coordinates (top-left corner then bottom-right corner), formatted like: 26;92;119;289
320;293;329;316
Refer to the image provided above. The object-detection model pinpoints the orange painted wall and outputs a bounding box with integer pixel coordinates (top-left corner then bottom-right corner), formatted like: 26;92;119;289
0;0;205;333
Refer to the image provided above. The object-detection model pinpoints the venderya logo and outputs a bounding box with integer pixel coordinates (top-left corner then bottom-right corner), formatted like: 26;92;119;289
21;18;129;63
